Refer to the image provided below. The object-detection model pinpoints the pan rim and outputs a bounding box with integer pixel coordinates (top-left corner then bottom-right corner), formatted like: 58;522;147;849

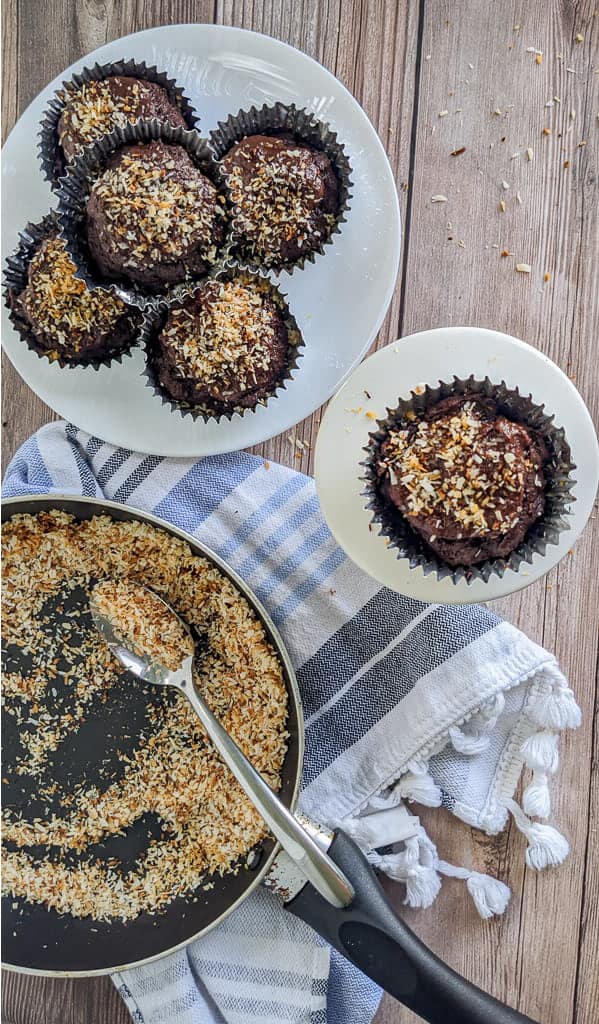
1;492;305;977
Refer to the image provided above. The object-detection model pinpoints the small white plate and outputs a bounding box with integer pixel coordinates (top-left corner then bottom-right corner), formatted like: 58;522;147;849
1;24;400;457
314;327;599;603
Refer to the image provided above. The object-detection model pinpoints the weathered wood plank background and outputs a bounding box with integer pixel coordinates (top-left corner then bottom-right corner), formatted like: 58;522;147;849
2;2;598;1022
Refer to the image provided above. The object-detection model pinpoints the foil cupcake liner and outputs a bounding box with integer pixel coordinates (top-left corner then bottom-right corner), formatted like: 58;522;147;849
209;102;352;274
39;58;199;189
140;265;304;423
56;119;230;310
3;211;142;371
361;376;576;585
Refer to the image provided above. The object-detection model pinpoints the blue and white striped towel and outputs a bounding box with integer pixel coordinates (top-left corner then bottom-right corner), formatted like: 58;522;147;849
3;422;581;1024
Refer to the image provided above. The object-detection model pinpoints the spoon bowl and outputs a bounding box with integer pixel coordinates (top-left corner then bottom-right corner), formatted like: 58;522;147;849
90;583;195;689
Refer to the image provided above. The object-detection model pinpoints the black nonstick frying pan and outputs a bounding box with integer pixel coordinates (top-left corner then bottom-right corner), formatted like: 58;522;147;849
1;495;535;1023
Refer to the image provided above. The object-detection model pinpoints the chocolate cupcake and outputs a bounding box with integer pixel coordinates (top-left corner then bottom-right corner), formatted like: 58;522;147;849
364;378;575;583
211;103;352;272
143;271;303;419
38;59;198;187
220;133;339;267
85;140;226;290
4;215;140;368
377;393;548;567
58;77;187;163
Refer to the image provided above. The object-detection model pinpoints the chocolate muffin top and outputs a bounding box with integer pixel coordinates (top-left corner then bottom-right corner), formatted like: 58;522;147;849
220;133;339;265
58;77;187;163
377;395;547;566
86;141;226;289
153;276;293;413
10;234;137;365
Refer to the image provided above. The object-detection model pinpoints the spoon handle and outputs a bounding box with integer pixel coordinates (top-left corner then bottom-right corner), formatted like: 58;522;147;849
185;683;354;909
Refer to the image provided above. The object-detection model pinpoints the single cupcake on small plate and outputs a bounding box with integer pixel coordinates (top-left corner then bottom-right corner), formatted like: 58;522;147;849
4;215;141;368
364;378;574;583
211;103;352;272
314;328;595;603
143;270;303;420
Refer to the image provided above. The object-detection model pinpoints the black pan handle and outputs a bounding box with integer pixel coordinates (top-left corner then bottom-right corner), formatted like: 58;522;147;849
286;829;537;1024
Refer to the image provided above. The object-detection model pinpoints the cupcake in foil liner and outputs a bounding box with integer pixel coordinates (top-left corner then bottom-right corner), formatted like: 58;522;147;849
3;211;143;371
209;102;352;274
361;376;576;585
140;265;304;423
56;119;231;310
39;58;199;189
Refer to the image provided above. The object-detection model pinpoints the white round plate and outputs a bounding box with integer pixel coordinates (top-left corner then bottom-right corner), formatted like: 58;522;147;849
314;327;599;603
1;25;400;457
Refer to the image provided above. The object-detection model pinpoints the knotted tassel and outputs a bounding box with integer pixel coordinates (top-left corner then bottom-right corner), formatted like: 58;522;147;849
523;771;551;819
466;872;511;918
506;798;570;869
403;835;442;908
528;681;581;730
438;860;511;919
449;725;490;755
404;860;443;908
448;693;507;756
396;769;442;807
521;730;559;773
370;832;442;909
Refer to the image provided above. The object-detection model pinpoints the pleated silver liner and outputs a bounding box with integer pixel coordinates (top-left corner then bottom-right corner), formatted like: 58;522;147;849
56;119;231;310
361;376;576;585
209;102;353;275
3;211;142;371
140;264;304;423
38;58;199;189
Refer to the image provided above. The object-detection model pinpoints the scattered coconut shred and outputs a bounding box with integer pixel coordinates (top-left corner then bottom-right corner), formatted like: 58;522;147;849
1;511;289;922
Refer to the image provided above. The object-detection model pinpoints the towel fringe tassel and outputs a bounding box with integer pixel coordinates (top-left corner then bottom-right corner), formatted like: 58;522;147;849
396;769;442;807
369;832;442;909
449;694;506;755
368;762;442;810
349;677;577;918
370;827;512;919
506;798;569;869
521;730;559;773
527;677;581;730
522;771;551;818
520;728;560;818
437;860;511;919
449;726;491;756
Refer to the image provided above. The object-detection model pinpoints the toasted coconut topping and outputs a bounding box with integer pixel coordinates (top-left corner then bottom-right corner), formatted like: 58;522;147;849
15;237;127;353
165;279;278;389
89;143;224;269
58;78;186;159
379;400;539;534
59;79;144;153
224;137;337;264
1;511;288;921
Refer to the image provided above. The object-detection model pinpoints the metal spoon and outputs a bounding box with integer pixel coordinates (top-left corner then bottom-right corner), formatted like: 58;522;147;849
89;583;354;909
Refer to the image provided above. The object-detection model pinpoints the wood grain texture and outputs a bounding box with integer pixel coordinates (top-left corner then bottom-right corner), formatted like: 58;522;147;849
377;3;599;1024
1;2;598;1023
